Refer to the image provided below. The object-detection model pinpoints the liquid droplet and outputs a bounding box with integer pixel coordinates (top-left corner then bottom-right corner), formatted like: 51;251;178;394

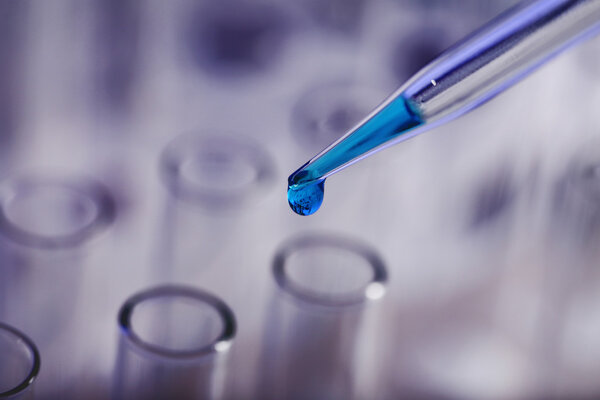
287;180;325;216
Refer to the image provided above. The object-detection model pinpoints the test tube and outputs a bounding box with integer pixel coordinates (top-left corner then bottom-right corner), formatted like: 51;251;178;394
257;233;387;400
0;174;115;398
0;323;40;400
113;285;236;400
157;131;275;396
157;131;274;281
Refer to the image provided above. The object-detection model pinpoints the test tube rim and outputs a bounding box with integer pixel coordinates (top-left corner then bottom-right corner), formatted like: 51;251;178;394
0;175;116;249
118;285;237;361
272;232;388;309
0;322;40;398
159;131;275;209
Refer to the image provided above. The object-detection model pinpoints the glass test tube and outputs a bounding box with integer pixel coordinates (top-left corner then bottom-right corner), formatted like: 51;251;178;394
157;131;274;283
257;233;387;400
158;131;275;397
0;322;40;400
0;174;115;398
113;285;236;400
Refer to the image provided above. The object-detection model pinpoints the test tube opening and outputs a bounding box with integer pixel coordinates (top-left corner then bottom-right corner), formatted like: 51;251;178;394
160;133;274;210
0;323;40;398
272;233;387;308
118;285;236;360
0;175;116;249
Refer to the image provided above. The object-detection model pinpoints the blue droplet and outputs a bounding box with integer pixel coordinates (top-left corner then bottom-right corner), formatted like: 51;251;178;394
287;180;325;216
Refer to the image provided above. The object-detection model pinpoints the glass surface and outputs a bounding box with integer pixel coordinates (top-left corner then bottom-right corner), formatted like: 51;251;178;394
0;323;40;399
114;286;236;400
258;233;387;399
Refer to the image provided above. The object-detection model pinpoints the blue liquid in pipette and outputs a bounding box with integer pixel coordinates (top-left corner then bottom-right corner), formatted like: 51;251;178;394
287;95;423;215
287;178;324;216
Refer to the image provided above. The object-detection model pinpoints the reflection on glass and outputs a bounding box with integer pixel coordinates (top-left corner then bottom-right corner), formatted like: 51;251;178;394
160;132;274;210
157;131;274;279
258;233;387;400
113;285;236;400
0;322;39;400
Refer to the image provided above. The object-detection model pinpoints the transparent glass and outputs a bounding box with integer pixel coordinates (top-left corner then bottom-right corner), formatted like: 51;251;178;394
0;323;40;400
157;131;275;396
160;132;274;211
0;175;115;249
113;285;236;400
257;233;387;400
290;0;600;192
0;174;116;398
291;79;387;153
157;131;275;284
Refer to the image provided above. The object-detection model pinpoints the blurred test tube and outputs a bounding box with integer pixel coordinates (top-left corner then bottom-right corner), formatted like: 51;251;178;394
0;174;115;398
113;285;236;400
157;132;275;396
157;132;274;284
92;0;142;119
257;233;387;400
0;322;40;400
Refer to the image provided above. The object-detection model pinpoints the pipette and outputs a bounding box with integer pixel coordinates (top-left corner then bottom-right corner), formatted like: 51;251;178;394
287;0;600;215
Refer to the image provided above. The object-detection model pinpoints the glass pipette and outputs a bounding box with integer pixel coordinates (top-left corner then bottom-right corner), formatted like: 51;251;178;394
287;0;600;215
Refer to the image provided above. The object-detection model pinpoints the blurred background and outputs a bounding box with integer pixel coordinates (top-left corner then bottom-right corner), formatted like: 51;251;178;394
1;0;600;399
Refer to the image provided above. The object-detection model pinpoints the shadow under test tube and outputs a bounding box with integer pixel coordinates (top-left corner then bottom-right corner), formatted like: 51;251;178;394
0;175;115;398
113;285;236;400
258;233;387;400
0;322;40;400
